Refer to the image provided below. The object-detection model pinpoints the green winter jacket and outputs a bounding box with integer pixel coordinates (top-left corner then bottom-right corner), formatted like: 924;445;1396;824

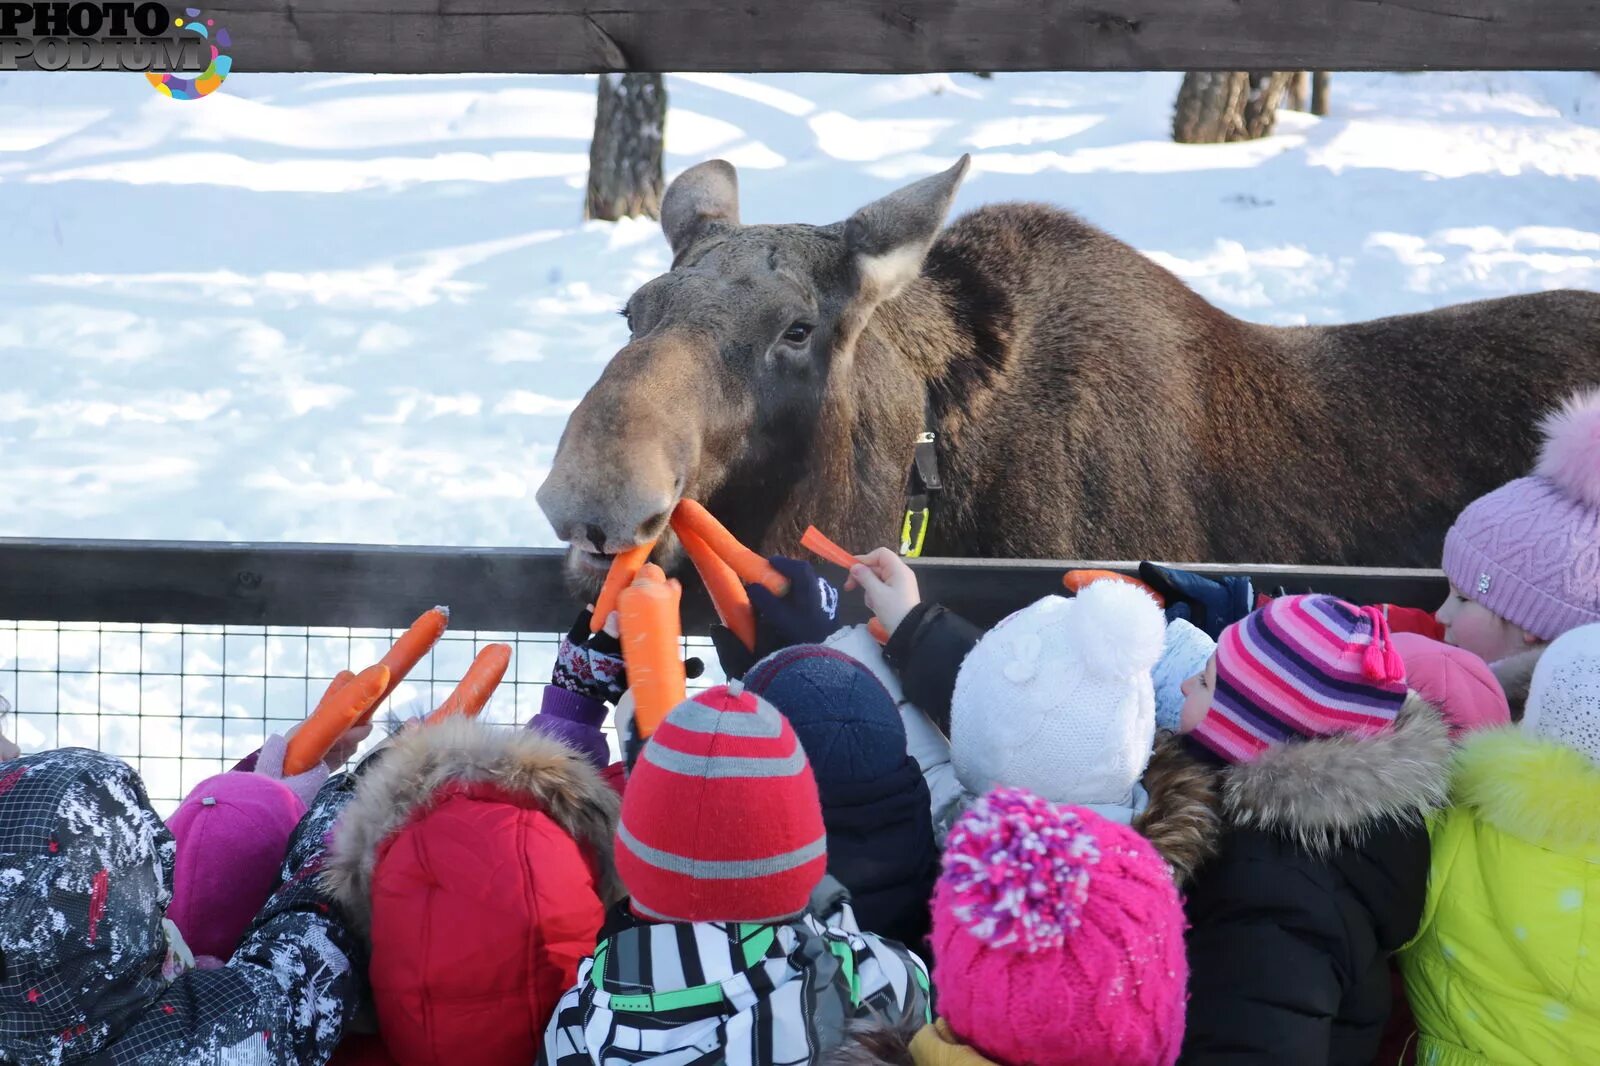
1399;726;1600;1066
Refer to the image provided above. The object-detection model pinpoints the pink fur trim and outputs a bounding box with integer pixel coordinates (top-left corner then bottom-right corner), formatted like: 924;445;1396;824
1536;386;1600;509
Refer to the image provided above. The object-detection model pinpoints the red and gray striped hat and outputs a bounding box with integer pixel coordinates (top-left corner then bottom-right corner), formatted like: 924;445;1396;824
617;682;827;924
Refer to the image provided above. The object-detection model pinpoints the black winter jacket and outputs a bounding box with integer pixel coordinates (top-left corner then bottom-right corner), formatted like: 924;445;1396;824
1178;695;1452;1066
819;755;939;955
881;603;982;735
0;748;363;1066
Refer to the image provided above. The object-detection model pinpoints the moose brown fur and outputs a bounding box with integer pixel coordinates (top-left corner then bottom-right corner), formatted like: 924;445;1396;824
538;156;1600;591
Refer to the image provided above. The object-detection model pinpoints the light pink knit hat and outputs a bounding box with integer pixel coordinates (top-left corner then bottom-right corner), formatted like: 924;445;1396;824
931;788;1187;1066
1443;387;1600;641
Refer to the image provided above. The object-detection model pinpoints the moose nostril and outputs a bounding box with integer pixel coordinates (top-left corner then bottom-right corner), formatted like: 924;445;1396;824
638;510;672;543
583;524;608;553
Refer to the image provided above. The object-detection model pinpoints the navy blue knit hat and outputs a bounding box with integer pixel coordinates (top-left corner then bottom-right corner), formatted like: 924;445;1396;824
743;645;908;788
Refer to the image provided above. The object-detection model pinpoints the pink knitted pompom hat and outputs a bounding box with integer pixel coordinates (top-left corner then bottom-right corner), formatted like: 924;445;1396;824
1444;387;1600;641
931;788;1188;1066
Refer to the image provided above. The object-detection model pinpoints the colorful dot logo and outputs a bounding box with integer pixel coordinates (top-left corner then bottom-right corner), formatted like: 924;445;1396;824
146;8;231;100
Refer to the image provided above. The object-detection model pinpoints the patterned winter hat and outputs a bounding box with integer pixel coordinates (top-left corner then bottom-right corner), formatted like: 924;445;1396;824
743;645;908;788
931;788;1187;1066
1194;594;1409;765
1152;619;1216;733
951;580;1166;811
1522;622;1600;765
616;683;827;923
1444;387;1600;641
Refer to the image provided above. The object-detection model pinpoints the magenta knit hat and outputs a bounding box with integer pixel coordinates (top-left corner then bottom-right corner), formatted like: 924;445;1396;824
1194;595;1409;765
1444;388;1600;642
931;788;1187;1066
166;771;307;961
1391;632;1510;739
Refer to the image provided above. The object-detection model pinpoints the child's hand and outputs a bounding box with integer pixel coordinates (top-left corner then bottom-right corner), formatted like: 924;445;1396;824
847;548;921;638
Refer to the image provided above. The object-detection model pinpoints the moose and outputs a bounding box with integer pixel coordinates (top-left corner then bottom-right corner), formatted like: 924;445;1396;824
538;156;1600;592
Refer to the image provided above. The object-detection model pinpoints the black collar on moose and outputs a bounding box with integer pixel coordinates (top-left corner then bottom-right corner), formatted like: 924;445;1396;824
900;394;941;558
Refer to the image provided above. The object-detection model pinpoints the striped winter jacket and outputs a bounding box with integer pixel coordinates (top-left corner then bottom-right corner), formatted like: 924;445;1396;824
540;908;931;1066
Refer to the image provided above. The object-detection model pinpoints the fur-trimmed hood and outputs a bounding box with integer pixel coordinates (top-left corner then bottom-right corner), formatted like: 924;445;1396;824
321;717;623;935
1491;646;1543;721
1218;692;1453;856
1133;730;1222;887
1452;724;1600;851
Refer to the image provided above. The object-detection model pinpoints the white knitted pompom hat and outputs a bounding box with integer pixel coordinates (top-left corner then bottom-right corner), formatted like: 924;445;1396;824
950;580;1166;813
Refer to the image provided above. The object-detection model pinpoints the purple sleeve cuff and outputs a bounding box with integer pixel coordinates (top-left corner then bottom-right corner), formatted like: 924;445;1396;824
538;684;610;728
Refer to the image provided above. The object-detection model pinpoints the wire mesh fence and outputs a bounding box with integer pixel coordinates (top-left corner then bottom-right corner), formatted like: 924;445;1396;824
0;618;719;815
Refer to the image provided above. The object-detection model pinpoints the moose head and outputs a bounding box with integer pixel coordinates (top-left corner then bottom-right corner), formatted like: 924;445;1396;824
538;156;971;591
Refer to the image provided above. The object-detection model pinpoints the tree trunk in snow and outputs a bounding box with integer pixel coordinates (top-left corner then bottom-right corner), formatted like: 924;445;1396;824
1286;71;1309;112
1312;71;1332;116
1172;71;1294;143
585;73;666;222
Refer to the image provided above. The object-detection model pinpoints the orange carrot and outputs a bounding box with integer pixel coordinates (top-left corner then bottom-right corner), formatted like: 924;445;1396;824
619;578;687;741
679;524;756;651
426;643;513;724
1062;569;1165;606
365;606;451;721
868;618;891;645
671;499;789;597
800;525;862;572
590;542;657;633
284;663;390;775
311;669;355;716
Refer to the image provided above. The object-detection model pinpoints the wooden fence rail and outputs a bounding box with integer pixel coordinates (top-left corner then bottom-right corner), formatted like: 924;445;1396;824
0;538;1448;633
11;0;1600;74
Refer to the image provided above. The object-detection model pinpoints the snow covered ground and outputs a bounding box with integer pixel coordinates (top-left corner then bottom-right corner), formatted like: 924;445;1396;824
3;69;1598;548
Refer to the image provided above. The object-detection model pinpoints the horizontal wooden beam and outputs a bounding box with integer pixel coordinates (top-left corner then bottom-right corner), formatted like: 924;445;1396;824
11;0;1595;74
0;537;1447;633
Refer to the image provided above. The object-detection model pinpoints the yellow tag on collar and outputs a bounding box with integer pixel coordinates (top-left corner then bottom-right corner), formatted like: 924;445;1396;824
900;507;930;558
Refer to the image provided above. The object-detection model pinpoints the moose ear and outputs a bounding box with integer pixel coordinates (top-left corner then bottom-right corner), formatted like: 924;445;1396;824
661;160;740;257
844;155;970;301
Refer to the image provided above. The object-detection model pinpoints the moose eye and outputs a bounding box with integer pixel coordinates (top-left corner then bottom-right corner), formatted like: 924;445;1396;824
782;321;814;344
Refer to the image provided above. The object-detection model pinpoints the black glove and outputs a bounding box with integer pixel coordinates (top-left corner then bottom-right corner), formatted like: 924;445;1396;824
711;556;840;680
1138;561;1257;640
553;608;702;704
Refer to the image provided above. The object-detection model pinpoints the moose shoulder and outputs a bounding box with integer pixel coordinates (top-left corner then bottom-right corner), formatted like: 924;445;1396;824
538;156;1600;591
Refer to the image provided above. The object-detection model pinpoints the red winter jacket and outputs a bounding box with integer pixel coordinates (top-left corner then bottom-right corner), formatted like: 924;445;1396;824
322;719;625;1066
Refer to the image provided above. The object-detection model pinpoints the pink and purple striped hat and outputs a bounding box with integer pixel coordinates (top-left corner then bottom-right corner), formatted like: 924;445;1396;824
1193;595;1409;764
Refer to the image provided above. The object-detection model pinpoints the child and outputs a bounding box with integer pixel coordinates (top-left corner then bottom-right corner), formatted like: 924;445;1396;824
1399;622;1600;1066
1436;387;1600;699
948;579;1166;826
836;788;1189;1066
854;557;1220;884
1390;632;1511;739
0;746;360;1064
1173;594;1454;1065
164;734;329;967
743;645;939;952
321;716;622;1066
541;684;931;1064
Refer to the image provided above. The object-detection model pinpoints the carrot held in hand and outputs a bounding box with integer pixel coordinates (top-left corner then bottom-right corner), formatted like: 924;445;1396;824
1062;569;1164;606
311;669;355;716
679;524;757;652
619;578;687;741
671;499;789;597
591;542;657;633
366;606;451;722
284;663;390;775
426;643;513;724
